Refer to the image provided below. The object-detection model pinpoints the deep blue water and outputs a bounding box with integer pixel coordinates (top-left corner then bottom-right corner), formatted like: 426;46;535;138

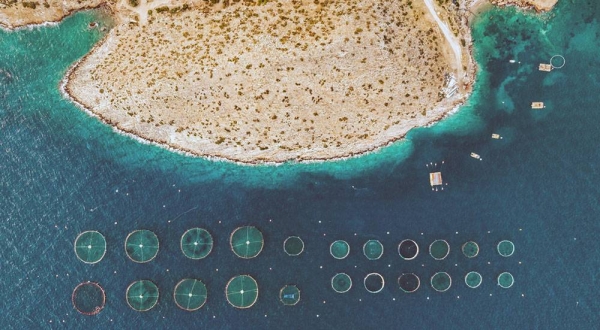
1;1;599;328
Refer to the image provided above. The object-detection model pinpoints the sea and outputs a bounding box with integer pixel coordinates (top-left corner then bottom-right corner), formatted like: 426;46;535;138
1;1;599;328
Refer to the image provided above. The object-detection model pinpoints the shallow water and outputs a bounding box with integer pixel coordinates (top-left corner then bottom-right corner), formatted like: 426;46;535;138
1;1;599;328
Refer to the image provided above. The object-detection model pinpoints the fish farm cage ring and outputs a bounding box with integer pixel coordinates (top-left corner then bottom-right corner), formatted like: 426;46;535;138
550;55;565;69
461;241;479;258
126;280;159;312
331;273;352;293
497;240;515;257
430;272;452;292
398;239;419;260
230;226;264;259
225;275;259;309
330;240;350;259
364;273;385;293
173;279;207;311
465;271;482;289
429;239;450;260
72;282;106;315
279;285;301;306
283;236;304;256
125;230;159;263
363;240;384;260
398;273;420;293
74;231;106;264
497;272;514;289
180;228;213;260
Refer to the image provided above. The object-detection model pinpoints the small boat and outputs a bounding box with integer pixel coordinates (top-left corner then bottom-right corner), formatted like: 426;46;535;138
470;152;482;160
491;133;502;139
509;59;516;63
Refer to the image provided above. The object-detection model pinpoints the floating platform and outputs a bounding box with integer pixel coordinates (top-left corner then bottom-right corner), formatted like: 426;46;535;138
180;228;213;260
429;239;450;260
330;240;350;259
531;102;545;109
430;272;452;292
497;240;515;257
363;240;384;260
364;273;385;293
331;273;352;293
283;236;305;256
72;281;106;315
398;273;420;293
173;279;207;311
126;280;159;312
429;172;443;186
279;285;301;306
497;272;514;289
398;239;419;260
230;226;264;259
465;271;482;289
226;275;259;309
125;230;159;263
538;63;552;72
74;231;106;264
461;241;480;258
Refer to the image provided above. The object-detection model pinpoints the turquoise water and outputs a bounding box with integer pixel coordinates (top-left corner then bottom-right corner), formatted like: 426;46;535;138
1;1;600;328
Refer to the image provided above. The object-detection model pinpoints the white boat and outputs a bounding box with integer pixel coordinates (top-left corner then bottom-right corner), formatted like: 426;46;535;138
470;152;482;160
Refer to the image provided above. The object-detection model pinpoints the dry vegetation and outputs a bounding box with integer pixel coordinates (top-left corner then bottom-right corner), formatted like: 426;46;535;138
68;0;471;162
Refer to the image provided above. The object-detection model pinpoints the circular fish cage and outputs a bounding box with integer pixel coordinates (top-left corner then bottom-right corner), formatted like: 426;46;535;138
74;231;106;264
283;236;304;256
230;226;264;259
398;239;419;260
125;230;159;263
331;273;352;293
279;285;301;306
497;240;515;257
461;241;479;258
398;273;420;293
497;272;514;289
126;280;159;312
173;279;207;311
330;240;350;260
225;275;259;309
363;273;385;293
430;272;452;292
464;271;482;289
72;282;106;315
429;240;450;260
363;240;384;260
180;228;213;260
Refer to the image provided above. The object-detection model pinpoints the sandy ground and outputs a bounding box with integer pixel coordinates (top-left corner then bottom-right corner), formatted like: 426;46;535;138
1;0;558;163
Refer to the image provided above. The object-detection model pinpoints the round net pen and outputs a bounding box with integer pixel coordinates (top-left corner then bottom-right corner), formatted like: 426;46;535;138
283;236;304;256
363;240;384;260
464;271;482;289
230;226;264;259
181;228;213;260
226;275;259;309
331;273;352;293
72;282;106;315
74;231;106;264
125;230;159;263
461;241;479;258
398;273;420;293
429;240;450;260
279;285;301;306
497;240;515;257
330;240;350;260
173;279;207;311
363;273;385;293
126;280;159;312
398;239;419;260
430;272;452;292
497;272;514;289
